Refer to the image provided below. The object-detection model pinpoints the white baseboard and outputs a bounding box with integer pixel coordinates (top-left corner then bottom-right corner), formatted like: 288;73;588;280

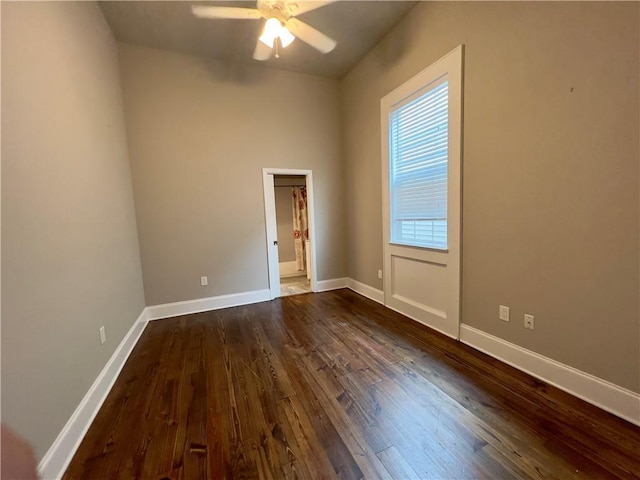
460;324;640;427
38;309;149;480
316;277;348;292
279;260;304;278
146;289;271;321
347;278;384;304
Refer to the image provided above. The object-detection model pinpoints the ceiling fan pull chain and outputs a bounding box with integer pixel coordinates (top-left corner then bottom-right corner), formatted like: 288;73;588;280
275;38;280;59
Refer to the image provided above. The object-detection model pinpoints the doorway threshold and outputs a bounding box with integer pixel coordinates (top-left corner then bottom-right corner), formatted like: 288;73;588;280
280;274;311;296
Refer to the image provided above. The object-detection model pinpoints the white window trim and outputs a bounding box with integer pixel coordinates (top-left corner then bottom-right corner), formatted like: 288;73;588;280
382;45;463;257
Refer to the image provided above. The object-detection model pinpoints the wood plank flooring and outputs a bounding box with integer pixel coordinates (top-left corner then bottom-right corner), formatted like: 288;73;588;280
63;290;640;479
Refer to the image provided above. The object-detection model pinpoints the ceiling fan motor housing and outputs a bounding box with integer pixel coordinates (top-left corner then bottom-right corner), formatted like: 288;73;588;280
257;0;294;22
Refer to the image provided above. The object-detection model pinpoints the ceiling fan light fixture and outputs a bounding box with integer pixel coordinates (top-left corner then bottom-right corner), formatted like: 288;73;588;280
259;35;275;48
259;17;295;49
279;26;295;48
259;17;281;48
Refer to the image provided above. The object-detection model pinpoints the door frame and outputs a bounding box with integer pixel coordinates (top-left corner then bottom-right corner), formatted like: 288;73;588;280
262;168;317;299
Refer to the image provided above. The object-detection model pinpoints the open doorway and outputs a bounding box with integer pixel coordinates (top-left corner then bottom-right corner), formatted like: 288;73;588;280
274;175;311;296
262;168;317;299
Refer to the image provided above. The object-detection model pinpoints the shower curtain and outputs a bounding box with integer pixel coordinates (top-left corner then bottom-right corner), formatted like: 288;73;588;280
292;186;308;271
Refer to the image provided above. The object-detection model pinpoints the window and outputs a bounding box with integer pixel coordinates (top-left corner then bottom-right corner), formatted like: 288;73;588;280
380;45;462;335
389;78;449;250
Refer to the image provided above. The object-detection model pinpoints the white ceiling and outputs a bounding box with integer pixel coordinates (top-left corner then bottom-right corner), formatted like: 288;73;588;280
98;1;417;78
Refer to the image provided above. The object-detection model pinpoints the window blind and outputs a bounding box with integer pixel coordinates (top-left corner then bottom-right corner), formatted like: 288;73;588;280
389;80;448;249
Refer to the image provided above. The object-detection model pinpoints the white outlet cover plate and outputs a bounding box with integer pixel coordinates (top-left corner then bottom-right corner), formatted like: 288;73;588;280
524;314;535;330
499;305;510;322
201;276;208;286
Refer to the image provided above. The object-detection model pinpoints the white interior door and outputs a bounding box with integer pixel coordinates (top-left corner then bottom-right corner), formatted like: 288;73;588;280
381;46;463;339
263;172;281;299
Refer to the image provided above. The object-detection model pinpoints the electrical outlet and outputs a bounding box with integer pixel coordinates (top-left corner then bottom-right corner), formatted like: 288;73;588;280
200;276;208;286
377;269;383;279
99;326;106;345
499;305;510;322
524;314;535;330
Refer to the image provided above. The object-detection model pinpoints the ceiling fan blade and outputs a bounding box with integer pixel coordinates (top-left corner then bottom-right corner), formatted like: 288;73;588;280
253;38;273;61
191;5;263;20
288;0;339;17
286;18;336;54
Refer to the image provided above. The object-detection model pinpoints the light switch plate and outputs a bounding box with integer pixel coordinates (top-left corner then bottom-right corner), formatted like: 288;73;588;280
499;305;510;322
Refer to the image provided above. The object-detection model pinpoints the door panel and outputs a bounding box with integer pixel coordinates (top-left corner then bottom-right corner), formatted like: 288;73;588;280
262;173;280;299
386;248;455;336
390;254;448;315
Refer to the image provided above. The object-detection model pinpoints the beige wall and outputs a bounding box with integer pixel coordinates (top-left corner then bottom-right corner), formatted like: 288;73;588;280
119;44;346;305
1;2;145;459
275;187;296;263
342;2;640;392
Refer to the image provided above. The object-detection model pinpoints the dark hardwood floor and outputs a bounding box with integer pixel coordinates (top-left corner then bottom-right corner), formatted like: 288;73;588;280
64;289;640;479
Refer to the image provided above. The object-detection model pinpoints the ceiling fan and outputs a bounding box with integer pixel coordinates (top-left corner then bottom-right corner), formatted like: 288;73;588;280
191;0;338;61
